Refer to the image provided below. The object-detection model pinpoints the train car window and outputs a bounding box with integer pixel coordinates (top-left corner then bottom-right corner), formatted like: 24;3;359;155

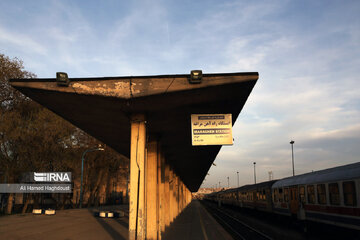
274;189;278;202
299;186;305;203
279;188;283;202
263;190;266;200
317;184;327;204
284;188;289;202
307;185;315;204
343;181;357;206
329;183;340;205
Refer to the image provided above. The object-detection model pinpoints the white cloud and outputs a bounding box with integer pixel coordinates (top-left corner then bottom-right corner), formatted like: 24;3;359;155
0;0;359;189
0;26;47;55
308;124;360;141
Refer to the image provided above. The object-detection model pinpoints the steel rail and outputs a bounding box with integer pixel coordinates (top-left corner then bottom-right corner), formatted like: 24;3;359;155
203;202;273;240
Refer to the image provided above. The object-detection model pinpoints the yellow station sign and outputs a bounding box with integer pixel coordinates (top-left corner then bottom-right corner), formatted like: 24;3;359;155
191;114;233;146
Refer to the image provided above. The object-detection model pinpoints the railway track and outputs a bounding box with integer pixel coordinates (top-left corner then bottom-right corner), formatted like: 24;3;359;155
202;201;273;240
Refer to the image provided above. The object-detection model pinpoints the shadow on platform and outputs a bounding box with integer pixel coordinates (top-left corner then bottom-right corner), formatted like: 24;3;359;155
162;200;233;240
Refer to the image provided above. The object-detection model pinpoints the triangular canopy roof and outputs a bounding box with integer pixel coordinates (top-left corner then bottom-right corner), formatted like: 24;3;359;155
11;72;258;191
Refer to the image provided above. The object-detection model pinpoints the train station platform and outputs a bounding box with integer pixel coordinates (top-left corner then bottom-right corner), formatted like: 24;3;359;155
162;200;233;240
10;72;258;239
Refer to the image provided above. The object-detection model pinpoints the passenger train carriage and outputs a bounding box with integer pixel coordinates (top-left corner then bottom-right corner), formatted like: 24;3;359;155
237;181;275;212
204;162;360;231
272;162;360;230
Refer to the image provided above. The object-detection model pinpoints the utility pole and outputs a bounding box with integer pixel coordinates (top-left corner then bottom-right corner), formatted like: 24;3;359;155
290;140;295;176
80;147;104;208
237;171;239;187
253;162;256;184
268;171;273;181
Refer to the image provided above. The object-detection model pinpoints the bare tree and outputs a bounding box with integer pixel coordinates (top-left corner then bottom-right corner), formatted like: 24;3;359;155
1;53;129;214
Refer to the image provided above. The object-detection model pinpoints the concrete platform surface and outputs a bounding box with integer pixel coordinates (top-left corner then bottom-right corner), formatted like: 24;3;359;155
162;200;233;240
0;202;233;240
0;205;129;240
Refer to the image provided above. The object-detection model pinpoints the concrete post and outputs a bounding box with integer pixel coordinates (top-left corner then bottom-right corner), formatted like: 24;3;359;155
169;169;174;223
183;183;186;210
129;114;146;240
175;175;179;217
159;152;165;236
178;180;181;212
184;186;186;209
184;186;187;208
164;163;170;227
181;182;184;211
188;188;191;205
186;188;191;205
146;141;158;240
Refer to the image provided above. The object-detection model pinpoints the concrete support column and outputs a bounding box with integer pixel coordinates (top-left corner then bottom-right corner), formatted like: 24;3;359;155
183;184;186;209
188;188;191;205
183;183;186;209
187;188;190;205
164;164;170;227
184;187;187;207
173;171;178;221
146;141;158;240
181;182;184;211
184;186;186;209
129;114;146;240
175;175;179;217
184;185;187;208
158;153;165;236
169;169;175;223
179;180;183;212
186;188;191;205
180;180;183;212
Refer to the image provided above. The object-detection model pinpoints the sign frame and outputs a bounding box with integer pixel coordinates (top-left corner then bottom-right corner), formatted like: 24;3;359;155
191;114;233;146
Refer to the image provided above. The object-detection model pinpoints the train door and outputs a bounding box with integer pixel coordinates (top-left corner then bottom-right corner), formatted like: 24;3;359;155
289;186;299;215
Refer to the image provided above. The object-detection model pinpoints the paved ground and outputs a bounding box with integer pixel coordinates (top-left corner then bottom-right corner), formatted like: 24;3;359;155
1;202;233;240
162;200;233;240
0;205;129;240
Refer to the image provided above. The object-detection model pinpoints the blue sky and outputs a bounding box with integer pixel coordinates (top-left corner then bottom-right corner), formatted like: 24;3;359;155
1;0;359;188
